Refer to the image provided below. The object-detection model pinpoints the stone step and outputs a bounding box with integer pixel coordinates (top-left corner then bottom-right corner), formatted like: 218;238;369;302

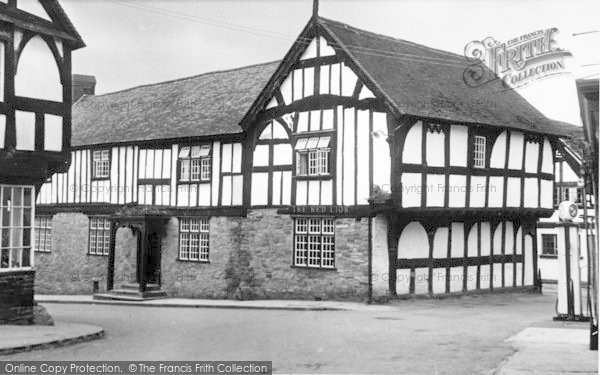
109;288;143;296
120;283;162;291
93;293;146;302
93;286;167;301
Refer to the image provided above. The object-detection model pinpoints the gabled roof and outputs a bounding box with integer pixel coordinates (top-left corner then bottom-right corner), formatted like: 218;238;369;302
42;0;85;49
0;0;85;49
242;17;570;137
71;61;279;147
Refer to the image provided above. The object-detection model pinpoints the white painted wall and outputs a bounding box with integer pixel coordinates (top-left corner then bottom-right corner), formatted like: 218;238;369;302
449;125;468;167
402;121;422;164
490;131;507;168
426;130;444;167
15;35;62;102
371;215;389;296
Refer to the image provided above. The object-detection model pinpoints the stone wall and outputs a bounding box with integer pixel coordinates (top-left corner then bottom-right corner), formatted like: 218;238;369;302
160;216;241;299
235;209;369;300
161;210;370;301
0;270;34;325
35;213;108;294
114;227;138;286
34;210;371;301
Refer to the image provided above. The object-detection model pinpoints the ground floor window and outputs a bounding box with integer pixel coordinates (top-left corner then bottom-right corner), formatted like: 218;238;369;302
89;217;111;255
179;217;209;262
0;185;34;269
541;234;558;256
34;216;52;252
294;217;335;269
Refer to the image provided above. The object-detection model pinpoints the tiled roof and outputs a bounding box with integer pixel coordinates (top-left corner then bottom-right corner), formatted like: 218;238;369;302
71;61;279;146
318;17;569;137
550;120;585;157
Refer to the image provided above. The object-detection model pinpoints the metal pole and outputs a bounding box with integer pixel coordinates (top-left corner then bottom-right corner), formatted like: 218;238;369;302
583;161;598;350
589;164;598;350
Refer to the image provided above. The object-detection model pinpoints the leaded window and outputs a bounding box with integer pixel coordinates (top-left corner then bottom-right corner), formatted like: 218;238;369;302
179;217;209;262
179;145;211;182
294;217;335;269
473;135;486;168
89;217;111;255
92;150;110;179
34;216;52;252
295;137;331;176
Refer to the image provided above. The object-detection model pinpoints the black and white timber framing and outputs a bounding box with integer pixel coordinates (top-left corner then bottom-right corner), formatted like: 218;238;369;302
34;12;576;298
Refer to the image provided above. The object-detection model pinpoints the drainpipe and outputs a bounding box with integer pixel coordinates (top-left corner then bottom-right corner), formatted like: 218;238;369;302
368;216;373;304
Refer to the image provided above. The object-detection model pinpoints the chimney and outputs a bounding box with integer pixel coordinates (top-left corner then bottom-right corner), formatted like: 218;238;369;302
72;74;96;103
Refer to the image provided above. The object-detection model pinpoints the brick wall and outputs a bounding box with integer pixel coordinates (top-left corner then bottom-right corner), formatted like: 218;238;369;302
0;270;34;325
35;213;108;294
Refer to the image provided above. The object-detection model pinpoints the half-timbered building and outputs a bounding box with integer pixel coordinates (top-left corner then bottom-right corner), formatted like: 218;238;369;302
0;0;83;323
35;14;572;301
537;123;593;284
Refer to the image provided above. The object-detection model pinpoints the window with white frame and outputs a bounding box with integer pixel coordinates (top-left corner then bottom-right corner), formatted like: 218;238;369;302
541;234;557;256
89;217;111;255
0;185;34;270
179;217;209;262
0;186;34;270
473;135;486;168
34;216;52;253
294;217;335;269
295;137;330;176
179;145;211;182
92;150;111;179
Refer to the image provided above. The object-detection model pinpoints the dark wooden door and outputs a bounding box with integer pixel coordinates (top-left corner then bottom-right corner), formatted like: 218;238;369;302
144;219;162;285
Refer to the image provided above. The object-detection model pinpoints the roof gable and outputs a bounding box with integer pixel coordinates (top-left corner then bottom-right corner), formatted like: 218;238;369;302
0;0;84;48
241;16;569;137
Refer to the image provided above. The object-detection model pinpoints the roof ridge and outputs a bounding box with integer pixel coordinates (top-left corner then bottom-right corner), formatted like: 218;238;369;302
317;16;464;60
90;60;281;98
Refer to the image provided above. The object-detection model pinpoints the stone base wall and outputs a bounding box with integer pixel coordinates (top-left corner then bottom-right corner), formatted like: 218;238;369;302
0;270;34;325
36;209;371;301
236;209;369;300
35;213;108;295
114;227;138;286
161;210;369;300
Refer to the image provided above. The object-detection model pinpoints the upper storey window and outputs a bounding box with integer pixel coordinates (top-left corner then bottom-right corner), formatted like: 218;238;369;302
179;145;211;182
92;150;110;179
473;135;486;168
295;137;330;176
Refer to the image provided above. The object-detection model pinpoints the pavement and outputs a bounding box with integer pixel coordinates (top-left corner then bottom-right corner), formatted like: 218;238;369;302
34;294;399;312
0;322;104;355
497;322;598;375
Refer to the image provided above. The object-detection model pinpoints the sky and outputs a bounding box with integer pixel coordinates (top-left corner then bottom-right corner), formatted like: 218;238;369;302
57;0;600;125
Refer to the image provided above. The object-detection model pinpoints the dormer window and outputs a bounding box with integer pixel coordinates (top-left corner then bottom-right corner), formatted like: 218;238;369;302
179;145;211;182
473;135;486;168
295;137;331;176
92;150;110;179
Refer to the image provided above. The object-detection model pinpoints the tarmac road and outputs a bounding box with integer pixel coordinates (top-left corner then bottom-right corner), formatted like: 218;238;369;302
2;293;560;374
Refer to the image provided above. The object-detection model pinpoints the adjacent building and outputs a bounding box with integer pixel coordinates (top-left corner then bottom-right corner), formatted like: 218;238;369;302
537;122;594;284
34;15;570;301
0;0;83;323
